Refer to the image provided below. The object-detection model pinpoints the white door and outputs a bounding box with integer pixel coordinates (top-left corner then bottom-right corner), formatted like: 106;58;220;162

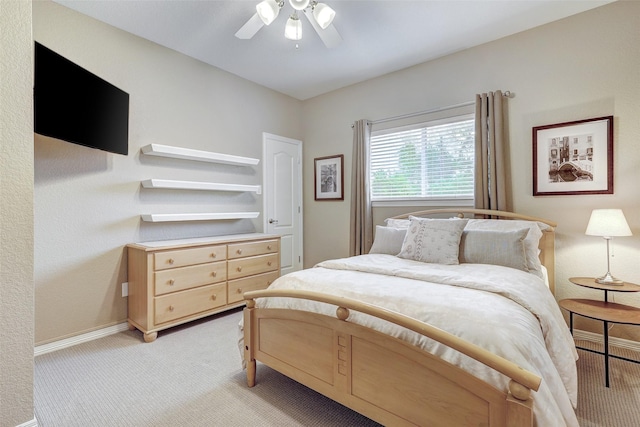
263;133;303;275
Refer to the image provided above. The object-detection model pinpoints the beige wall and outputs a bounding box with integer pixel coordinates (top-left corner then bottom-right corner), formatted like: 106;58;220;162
3;1;639;424
302;1;640;340
33;1;303;344
0;1;35;426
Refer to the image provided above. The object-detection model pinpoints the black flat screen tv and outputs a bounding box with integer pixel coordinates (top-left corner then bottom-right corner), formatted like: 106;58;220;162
34;42;129;156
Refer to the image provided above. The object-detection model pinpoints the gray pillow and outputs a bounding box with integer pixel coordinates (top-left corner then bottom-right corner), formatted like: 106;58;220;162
463;219;546;278
459;229;529;271
369;225;407;255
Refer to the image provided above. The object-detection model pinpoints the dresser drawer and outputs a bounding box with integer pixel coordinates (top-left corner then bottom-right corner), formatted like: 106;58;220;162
228;239;279;259
228;271;279;304
154;261;226;296
228;253;279;280
128;234;280;342
154;283;227;324
154;245;226;270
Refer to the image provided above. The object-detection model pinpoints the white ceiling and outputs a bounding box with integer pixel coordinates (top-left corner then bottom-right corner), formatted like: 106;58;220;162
53;0;614;100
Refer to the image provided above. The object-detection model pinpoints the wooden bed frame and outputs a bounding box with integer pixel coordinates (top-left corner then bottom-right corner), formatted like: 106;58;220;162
243;209;557;427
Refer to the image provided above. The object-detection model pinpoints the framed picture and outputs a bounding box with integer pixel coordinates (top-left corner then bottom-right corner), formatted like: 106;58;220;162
314;154;344;201
533;116;613;196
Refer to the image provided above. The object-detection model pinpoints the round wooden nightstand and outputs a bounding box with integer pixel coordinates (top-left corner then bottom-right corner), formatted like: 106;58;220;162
569;276;640;301
559;277;640;387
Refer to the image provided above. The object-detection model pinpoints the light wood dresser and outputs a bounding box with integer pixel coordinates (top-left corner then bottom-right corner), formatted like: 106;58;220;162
127;233;280;342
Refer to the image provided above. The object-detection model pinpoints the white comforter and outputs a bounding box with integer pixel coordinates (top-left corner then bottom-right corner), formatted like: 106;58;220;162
243;254;579;427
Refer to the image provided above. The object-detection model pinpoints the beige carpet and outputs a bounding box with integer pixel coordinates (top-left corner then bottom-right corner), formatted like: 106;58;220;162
575;339;640;427
34;309;380;426
34;309;640;426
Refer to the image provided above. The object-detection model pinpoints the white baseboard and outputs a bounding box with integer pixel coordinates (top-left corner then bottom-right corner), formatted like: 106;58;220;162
573;328;640;352
34;322;129;356
16;417;37;427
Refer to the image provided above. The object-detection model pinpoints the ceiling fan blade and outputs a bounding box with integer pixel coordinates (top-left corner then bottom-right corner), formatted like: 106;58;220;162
302;9;342;48
235;13;265;39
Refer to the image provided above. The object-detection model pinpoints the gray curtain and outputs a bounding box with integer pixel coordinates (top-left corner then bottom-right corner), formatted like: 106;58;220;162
349;119;373;256
474;91;508;211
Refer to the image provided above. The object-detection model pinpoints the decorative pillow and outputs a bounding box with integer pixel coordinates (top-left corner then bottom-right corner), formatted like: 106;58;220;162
397;217;468;264
463;219;547;278
459;229;529;271
384;218;410;229
369;226;407;255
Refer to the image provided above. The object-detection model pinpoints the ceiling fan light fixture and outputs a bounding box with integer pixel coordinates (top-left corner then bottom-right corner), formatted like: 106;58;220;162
288;0;310;11
312;3;335;29
284;13;302;40
237;0;340;47
256;0;281;25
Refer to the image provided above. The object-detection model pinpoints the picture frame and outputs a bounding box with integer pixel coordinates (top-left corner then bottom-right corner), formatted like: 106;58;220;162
314;154;344;201
533;116;613;196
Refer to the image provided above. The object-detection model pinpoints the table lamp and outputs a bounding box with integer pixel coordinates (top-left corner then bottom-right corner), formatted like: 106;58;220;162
585;209;632;284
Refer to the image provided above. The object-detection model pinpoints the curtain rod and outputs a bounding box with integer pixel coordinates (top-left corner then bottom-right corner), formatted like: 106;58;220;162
370;90;512;125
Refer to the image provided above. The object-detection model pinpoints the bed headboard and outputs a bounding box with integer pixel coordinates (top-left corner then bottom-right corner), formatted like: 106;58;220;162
388;208;557;294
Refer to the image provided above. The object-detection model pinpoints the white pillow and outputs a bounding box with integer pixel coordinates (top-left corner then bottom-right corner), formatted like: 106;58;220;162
459;229;529;272
463;219;547;278
397;217;468;264
369;226;407;255
384;218;410;229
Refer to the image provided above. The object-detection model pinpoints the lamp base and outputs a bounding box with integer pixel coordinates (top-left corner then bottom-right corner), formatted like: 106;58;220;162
595;272;624;285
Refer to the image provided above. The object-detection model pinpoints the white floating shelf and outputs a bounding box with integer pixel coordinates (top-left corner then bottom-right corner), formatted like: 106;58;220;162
141;179;262;194
141;212;260;223
141;144;259;166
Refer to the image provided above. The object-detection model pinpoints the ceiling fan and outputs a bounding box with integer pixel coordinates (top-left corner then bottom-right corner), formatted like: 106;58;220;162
235;0;342;48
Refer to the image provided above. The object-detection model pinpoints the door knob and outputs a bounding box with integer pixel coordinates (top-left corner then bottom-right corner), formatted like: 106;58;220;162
269;219;279;224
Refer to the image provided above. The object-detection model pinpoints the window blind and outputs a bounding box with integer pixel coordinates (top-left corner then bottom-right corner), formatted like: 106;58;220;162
370;115;475;201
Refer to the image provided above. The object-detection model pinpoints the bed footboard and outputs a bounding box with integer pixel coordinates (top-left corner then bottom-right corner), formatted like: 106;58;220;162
243;290;540;427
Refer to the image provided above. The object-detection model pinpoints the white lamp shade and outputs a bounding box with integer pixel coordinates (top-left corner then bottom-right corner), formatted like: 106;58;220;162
288;0;310;11
285;15;302;40
256;0;280;25
313;3;335;29
585;209;632;237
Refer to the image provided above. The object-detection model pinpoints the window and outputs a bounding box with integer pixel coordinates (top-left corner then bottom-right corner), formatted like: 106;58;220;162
370;114;475;205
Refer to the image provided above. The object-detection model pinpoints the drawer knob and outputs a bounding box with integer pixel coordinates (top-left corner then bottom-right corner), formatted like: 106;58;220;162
267;245;272;250
211;294;217;301
168;258;174;264
236;288;242;294
168;279;175;286
236;249;242;255
211;271;217;277
210;253;216;258
237;266;242;272
169;305;175;312
267;261;272;266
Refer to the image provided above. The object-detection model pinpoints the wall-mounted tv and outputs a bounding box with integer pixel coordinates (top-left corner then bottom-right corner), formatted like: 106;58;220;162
34;42;129;156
